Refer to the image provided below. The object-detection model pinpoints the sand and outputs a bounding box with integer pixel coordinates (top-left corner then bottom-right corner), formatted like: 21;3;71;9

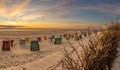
0;30;73;70
112;48;120;70
0;30;118;70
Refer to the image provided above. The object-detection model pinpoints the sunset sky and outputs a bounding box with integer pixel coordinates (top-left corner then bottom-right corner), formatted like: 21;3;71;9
0;0;120;29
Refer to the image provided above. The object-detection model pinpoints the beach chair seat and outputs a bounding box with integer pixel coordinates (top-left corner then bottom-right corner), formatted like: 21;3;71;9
30;40;40;51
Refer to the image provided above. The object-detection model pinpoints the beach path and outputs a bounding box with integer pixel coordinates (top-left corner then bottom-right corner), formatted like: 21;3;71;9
112;48;120;70
3;51;63;70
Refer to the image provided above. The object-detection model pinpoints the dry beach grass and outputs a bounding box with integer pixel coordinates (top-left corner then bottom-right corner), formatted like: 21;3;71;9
57;21;120;70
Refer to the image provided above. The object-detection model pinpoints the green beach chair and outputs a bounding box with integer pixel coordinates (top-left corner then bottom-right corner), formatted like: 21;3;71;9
30;40;40;51
60;35;62;38
54;37;62;44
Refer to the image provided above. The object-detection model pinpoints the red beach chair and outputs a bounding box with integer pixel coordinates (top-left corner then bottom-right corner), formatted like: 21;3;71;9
79;35;82;39
2;41;6;50
2;40;10;51
37;37;41;42
63;34;67;38
6;40;10;49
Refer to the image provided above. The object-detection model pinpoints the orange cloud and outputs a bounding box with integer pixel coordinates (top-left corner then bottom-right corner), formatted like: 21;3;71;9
20;13;44;20
7;0;30;17
0;0;7;15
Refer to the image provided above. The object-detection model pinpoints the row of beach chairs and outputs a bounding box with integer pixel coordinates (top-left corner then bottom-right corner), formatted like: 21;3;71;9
1;31;94;51
1;35;62;51
2;39;40;51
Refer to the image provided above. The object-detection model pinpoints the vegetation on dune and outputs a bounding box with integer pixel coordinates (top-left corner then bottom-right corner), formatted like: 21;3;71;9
60;21;120;70
47;21;120;70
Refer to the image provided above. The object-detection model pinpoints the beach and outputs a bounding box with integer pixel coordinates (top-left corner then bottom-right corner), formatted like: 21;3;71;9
0;29;77;70
0;29;119;70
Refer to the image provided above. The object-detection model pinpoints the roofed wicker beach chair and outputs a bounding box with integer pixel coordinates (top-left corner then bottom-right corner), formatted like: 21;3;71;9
20;38;26;46
44;36;47;40
2;40;11;51
30;40;40;51
10;40;14;47
25;37;30;42
54;37;62;44
37;37;42;42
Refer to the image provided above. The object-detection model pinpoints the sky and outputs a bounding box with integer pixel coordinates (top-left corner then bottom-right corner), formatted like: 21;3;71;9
0;0;120;29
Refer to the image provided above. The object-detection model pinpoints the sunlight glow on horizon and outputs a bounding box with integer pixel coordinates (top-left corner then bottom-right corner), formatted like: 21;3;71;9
0;0;118;29
0;21;104;29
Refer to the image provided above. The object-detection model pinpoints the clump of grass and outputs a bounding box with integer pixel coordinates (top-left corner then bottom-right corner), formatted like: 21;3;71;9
61;21;120;70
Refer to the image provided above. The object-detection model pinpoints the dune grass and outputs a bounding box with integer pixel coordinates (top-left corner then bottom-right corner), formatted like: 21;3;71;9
61;21;120;70
47;21;119;70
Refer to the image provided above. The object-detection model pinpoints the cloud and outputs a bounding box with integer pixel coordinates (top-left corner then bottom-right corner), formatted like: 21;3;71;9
49;0;120;16
97;4;120;15
0;0;31;19
0;0;119;29
60;2;120;15
31;0;73;19
38;0;53;2
20;13;44;20
0;0;73;22
0;0;7;15
0;25;24;28
7;0;30;17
